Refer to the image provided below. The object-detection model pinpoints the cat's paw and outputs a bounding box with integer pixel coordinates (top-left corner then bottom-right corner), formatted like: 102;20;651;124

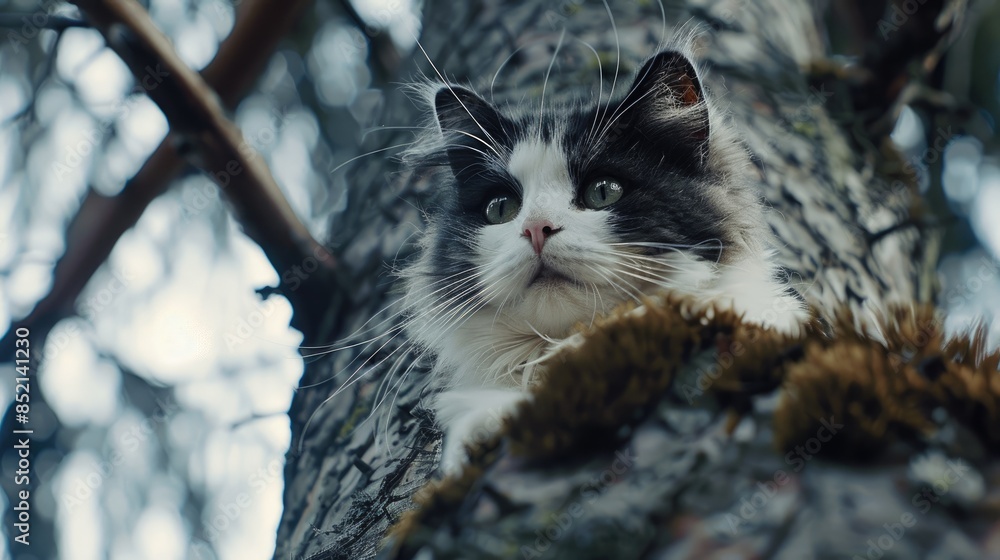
434;388;527;475
735;294;810;337
701;265;809;337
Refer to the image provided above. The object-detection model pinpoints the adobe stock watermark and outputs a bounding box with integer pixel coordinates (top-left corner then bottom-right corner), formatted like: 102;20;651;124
60;396;181;513
34;266;132;364
763;84;836;154
181;105;298;221
851;459;970;559
51;64;170;181
224;296;285;350
878;0;933;39
855;124;961;248
941;255;999;308
5;0;71;54
678;294;803;404
78;267;133;321
543;0;585;29
189;455;287;558
520;448;638;559
722;416;843;535
224;244;336;350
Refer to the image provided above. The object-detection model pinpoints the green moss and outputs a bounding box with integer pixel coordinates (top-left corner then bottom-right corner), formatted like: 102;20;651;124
389;298;1000;554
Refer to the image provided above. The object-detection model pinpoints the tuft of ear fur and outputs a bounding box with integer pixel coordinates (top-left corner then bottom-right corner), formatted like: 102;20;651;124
622;51;710;163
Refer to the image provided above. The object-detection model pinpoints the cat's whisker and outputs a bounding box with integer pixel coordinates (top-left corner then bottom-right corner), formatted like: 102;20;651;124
594;250;688;269
370;334;456;457
584;262;644;303
357;334;439;458
491;280;518;330
576;39;604;141
378;345;435;457
613;259;686;287
538;28;567;136
655;0;667;50
399;283;503;361
591;281;605;326
466;331;533;384
422;291;511;384
583;281;597;327
411;36;506;159
378;290;493;407
315;284;486;422
297;267;489;356
610;266;684;294
296;275;490;402
359;125;427;143
606;250;695;268
610;240;727;250
328;142;417;176
588;0;620;148
491;43;531;102
595;261;650;296
592;86;659;147
444;132;509;166
526;323;560;345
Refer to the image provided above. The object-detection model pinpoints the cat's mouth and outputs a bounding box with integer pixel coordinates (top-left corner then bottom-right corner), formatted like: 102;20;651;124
526;264;575;288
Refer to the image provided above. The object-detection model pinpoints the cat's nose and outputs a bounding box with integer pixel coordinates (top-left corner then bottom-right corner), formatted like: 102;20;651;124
522;219;561;255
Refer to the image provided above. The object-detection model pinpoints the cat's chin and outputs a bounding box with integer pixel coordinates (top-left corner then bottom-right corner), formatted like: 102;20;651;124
508;282;617;337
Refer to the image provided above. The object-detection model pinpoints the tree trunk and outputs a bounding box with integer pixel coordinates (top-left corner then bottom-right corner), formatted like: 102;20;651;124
275;1;970;558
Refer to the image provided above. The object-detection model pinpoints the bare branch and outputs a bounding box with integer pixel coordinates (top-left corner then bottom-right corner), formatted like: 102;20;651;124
2;0;318;352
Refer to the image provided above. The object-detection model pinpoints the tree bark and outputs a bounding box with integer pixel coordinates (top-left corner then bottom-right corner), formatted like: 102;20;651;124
275;1;970;558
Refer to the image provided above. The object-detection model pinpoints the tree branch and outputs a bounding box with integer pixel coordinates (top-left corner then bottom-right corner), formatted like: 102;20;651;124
1;0;319;353
68;0;336;304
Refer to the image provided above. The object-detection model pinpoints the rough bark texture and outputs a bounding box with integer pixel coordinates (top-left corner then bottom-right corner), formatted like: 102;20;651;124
275;1;980;559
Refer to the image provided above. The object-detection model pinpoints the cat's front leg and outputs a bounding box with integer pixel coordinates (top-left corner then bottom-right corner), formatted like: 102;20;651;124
433;387;528;474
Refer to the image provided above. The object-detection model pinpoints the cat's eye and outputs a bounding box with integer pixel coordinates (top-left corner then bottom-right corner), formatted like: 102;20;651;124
483;194;521;224
582;177;624;209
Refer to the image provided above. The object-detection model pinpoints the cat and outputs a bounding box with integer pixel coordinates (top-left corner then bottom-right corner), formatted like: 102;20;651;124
398;47;809;473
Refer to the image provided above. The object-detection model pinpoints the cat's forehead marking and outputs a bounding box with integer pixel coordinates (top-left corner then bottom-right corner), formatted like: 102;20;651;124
506;137;574;208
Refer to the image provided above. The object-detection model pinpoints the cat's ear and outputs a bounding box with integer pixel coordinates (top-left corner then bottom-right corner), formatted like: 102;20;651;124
624;51;709;162
433;86;506;182
433;86;502;138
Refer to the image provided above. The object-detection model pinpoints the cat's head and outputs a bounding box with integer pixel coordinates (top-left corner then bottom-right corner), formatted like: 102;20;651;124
403;50;770;336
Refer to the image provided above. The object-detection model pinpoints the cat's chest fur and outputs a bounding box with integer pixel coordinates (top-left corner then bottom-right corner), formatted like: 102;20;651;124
398;48;808;472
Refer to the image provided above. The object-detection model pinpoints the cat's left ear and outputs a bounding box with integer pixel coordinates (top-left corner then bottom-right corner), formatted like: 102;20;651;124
625;51;709;162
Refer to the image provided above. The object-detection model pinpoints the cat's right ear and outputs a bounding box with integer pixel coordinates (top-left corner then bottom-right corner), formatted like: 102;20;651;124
434;86;508;183
433;86;503;139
